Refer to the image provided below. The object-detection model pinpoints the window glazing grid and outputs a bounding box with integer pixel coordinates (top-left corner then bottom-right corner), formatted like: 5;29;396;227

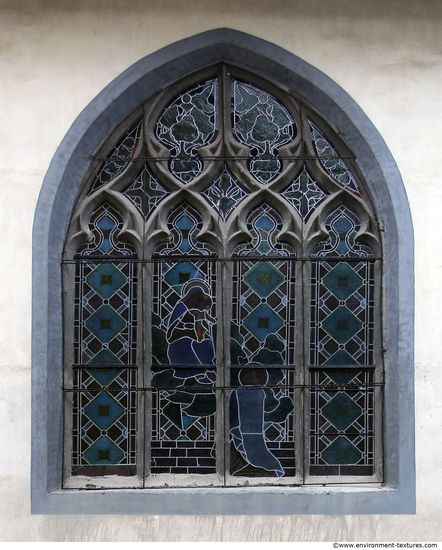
63;257;381;487
63;65;383;488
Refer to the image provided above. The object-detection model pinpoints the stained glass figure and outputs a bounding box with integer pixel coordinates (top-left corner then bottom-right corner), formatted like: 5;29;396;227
202;166;247;220
151;204;217;474
281;166;327;220
156;80;218;183
123;164;168;220
72;204;138;474
309;121;360;195
309;369;374;476
232;80;295;184
229;204;295;478
89;119;142;194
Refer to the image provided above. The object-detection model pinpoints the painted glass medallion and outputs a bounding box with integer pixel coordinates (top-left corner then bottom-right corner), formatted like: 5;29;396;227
232;80;295;184
151;204;217;475
156;80;218;183
123;164;168;220
72;204;138;474
203;166;247;220
89;119;142;194
309;121;360;195
281;166;327;220
229;204;296;478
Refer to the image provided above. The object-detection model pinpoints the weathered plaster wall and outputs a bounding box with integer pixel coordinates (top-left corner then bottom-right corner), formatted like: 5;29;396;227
0;0;441;541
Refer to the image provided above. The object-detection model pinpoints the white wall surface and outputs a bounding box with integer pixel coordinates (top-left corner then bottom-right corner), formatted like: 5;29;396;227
0;0;441;541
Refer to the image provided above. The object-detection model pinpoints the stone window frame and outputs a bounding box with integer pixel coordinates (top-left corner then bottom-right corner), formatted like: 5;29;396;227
32;28;415;514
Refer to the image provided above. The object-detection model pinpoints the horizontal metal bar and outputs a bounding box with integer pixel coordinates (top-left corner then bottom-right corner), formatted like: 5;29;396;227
62;256;381;265
89;155;357;162
72;364;138;369
71;364;377;371
308;365;375;370
152;364;216;370
62;382;383;392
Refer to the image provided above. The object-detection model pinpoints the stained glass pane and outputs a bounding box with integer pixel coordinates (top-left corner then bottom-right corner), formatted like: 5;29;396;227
89;119;142;194
202;166;247;220
229;205;296;479
123;164;168;220
72;205;138;476
310;260;374;366
309;369;374;477
281;166;327;220
155;80;218;183
232;80;295;184
309;205;375;478
309;121;360;195
151;205;217;476
312;205;373;258
234;203;293;256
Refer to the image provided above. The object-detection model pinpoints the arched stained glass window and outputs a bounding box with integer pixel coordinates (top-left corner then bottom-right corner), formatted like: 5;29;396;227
62;66;382;489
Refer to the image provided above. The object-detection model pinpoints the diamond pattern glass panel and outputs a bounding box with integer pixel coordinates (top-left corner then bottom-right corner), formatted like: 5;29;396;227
72;204;138;475
309;369;374;477
310;260;374;366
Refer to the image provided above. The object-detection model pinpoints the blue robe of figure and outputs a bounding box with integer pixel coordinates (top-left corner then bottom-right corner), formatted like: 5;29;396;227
166;286;215;378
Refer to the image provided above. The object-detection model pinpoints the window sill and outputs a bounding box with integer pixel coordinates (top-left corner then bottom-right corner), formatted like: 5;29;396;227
32;483;415;515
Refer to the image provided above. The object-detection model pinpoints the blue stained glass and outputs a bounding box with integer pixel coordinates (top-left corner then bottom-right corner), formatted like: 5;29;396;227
79;204;135;257
243;303;284;342
322;262;363;300
156;80;218;183
313;205;373;258
230;388;285;477
322;392;362;431
309;121;360;195
85;304;126;344
84;392;124;430
156;204;213;257
321;306;362;344
235;204;293;257
321;437;362;465
232;80;296;184
243;262;284;297
310;369;373;473
83;435;125;465
86;263;126;299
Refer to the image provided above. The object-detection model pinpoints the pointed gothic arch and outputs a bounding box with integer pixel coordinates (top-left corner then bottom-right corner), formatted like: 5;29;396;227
32;28;414;514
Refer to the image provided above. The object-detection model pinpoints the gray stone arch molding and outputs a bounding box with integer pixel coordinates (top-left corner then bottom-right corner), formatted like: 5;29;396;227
32;28;415;514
